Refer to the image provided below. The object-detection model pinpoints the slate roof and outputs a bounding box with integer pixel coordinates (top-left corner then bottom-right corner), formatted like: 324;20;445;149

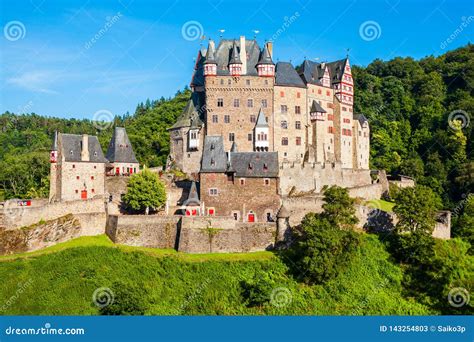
200;136;227;173
191;38;262;86
310;100;327;113
257;44;274;65
275;62;306;88
229;152;279;178
106;127;139;163
229;41;242;64
255;108;269;128
326;58;348;84
51;130;58;151
296;60;323;85
60;133;107;163
170;92;205;130
203;40;216;64
354;113;369;126
186;181;200;205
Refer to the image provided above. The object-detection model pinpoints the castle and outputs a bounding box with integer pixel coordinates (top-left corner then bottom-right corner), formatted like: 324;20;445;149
168;36;372;222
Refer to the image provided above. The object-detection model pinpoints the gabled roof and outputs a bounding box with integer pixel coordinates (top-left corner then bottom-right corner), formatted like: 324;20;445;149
255;108;268;128
326;58;348;84
230;152;279;178
200;136;227;173
296;60;323;85
310;100;327;113
60;133;107;163
170;92;204;130
186;181;200;205
275;62;306;88
256;44;274;65
354;113;369;126
106;127;139;164
203;40;216;64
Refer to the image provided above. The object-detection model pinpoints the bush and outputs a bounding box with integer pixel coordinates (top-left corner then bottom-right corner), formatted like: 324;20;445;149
99;281;150;315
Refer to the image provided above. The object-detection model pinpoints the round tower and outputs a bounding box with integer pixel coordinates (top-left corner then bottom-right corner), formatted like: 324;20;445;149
276;204;290;243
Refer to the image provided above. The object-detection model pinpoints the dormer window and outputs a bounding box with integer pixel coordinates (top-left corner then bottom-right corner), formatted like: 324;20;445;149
94;151;98;156
248;163;253;170
70;150;74;155
210;158;215;166
263;163;268;171
210;143;215;150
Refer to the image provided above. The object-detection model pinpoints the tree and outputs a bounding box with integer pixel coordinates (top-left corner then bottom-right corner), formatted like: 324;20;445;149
123;169;166;214
320;185;359;230
393;185;441;235
455;196;474;254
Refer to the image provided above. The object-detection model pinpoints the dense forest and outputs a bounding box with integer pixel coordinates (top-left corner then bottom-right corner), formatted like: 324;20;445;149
0;44;473;229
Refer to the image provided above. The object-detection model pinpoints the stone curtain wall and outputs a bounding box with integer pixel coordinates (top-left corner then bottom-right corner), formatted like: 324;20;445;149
0;214;81;255
107;215;277;253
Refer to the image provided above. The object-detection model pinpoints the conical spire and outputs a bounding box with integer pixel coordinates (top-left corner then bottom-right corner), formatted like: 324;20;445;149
106;127;138;163
230;141;238;152
257;43;274;65
204;39;216;64
229;41;241;64
255;108;268;127
187;181;200;204
310;100;327;113
51;130;58;151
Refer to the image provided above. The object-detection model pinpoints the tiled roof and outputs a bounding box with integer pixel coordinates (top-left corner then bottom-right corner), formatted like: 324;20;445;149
354;113;369;126
106;127;139;163
60;133;107;163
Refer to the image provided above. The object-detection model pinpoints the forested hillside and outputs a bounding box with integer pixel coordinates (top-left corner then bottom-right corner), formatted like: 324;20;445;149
0;44;473;212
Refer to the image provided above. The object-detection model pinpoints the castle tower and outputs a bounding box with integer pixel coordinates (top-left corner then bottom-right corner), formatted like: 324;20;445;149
256;42;275;77
105;127;140;176
203;39;217;77
49;131;59;201
276;204;290;243
254;108;269;152
309;100;327;163
228;41;242;76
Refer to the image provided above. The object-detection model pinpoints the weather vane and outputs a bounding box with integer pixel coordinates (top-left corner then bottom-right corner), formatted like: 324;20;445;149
219;29;225;39
253;30;260;39
346;48;351;58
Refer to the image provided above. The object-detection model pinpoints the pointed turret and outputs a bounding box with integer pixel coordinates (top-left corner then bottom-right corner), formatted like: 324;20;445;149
257;42;275;77
257;43;274;65
254;108;269;152
203;39;217;77
229;41;242;76
106;127;140;176
50;131;58;163
230;141;238;153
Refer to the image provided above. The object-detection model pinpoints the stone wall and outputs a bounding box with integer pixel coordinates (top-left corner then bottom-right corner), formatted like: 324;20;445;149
0;197;105;236
106;215;180;249
279;162;373;196
0;214;81;255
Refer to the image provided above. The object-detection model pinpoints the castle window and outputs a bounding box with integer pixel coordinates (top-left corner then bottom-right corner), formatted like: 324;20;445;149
240;178;245;185
229;133;235;141
94;166;96;169
280;91;284;97
91;176;94;180
209;188;218;196
233;99;240;107
359;131;362;136
261;99;267;108
70;150;74;155
220;79;224;85
247;99;253;107
92;189;95;193
281;120;288;129
263;163;268;171
75;190;78;194
326;90;330;96
280;105;288;114
265;80;268;85
264;178;270;185
296;137;301;145
297;92;301;98
72;164;75;169
217;98;224;107
295;106;301;114
246;79;250;86
248;163;253;170
342;107;347;111
318;89;322;94
190;131;198;139
224;115;230;123
228;79;231;85
282;137;288;146
76;176;80;180
349;107;353;112
212;115;218;123
227;174;234;182
248;133;252;141
250;115;256;123
328;114;334;121
328;126;334;134
295;121;301;130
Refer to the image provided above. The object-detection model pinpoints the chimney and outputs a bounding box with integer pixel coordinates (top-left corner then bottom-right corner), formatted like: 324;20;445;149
81;134;90;161
266;41;273;59
239;36;247;75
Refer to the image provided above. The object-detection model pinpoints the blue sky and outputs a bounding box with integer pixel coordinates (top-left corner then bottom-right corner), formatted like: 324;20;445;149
0;0;473;120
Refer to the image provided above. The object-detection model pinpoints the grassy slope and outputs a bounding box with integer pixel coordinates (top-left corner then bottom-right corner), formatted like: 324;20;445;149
0;234;430;315
366;199;396;212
